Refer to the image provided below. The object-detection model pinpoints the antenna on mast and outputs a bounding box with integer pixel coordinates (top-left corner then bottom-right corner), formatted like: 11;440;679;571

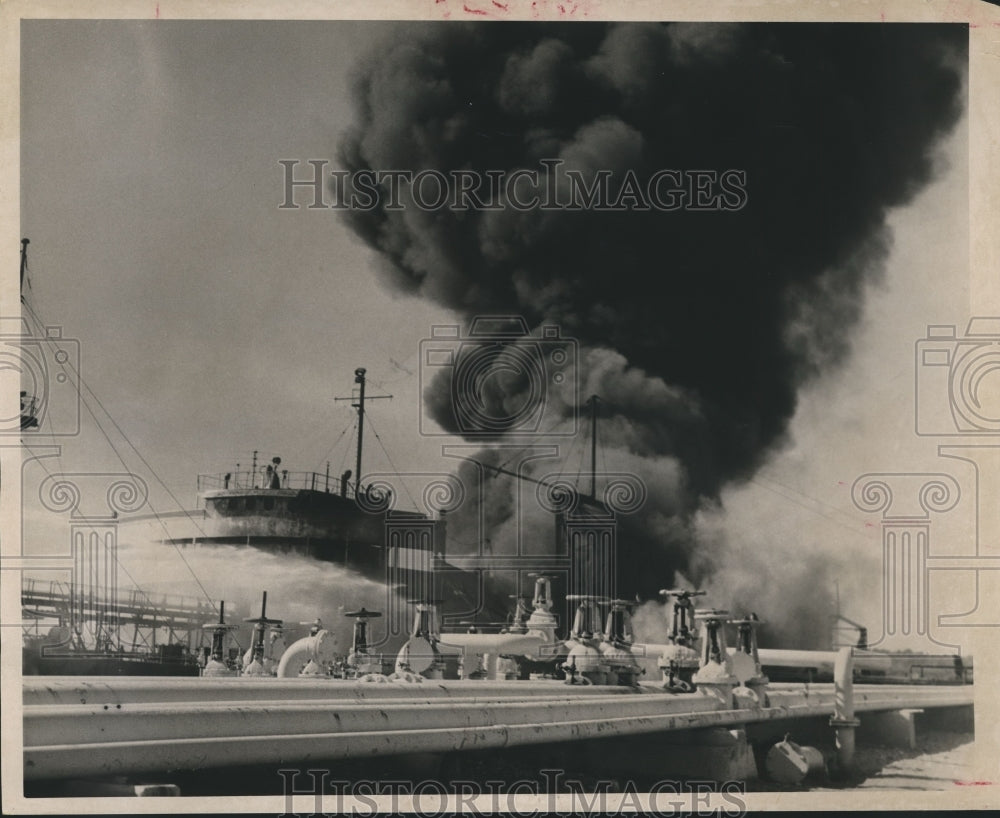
335;367;392;496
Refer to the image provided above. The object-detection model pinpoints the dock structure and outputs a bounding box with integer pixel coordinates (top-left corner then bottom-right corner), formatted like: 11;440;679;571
21;578;220;654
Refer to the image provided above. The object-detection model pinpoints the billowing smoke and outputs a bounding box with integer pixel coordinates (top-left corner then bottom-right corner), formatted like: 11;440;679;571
338;23;965;645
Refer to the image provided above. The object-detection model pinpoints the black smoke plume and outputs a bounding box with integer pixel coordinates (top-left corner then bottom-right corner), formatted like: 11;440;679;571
338;23;965;645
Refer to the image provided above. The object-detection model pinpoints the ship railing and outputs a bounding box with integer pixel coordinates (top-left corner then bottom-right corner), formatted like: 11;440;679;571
197;470;355;496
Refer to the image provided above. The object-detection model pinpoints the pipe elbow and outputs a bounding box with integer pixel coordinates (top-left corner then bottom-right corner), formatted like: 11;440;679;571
276;636;318;678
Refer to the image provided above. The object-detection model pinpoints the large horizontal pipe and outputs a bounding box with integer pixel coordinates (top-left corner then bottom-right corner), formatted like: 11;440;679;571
634;645;897;674
25;693;720;746
632;644;842;662
24;685;971;748
23;678;641;707
23;681;971;780
24;677;971;713
21;708;778;780
25;690;971;781
758;649;842;668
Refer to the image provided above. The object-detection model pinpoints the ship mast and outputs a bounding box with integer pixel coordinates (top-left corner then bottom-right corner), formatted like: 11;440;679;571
19;239;39;430
20;238;29;296
587;394;600;501
335;368;391;496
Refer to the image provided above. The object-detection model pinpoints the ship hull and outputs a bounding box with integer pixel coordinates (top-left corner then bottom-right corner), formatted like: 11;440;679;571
21;647;201;676
160;534;384;572
23;649;201;677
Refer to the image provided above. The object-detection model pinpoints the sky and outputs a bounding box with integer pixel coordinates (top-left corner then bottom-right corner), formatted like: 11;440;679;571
12;19;985;652
18;22;465;511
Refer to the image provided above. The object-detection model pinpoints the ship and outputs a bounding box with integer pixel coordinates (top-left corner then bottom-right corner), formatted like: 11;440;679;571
119;366;522;632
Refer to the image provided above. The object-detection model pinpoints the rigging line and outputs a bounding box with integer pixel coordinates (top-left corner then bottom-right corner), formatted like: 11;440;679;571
752;471;862;529
312;417;354;476
19;409;66;471
362;413;420;512
553;422;584;491
485;401;579;469
21;302;220;609
21;300;203;527
39;384;215;608
19;441;224;645
338;412;359;481
20;441;60;478
747;476;865;538
18;442;153;604
488;409;583;490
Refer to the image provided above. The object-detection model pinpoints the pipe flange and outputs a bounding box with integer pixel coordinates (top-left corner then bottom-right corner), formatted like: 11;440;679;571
829;717;861;728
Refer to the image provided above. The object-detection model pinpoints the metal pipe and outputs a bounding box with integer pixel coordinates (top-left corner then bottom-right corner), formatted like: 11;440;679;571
20;701;823;780
24;685;968;751
276;631;338;678
276;636;318;678
24;675;972;709
437;633;547;657
26;693;726;747
831;646;860;771
24;682;971;781
24;678;643;707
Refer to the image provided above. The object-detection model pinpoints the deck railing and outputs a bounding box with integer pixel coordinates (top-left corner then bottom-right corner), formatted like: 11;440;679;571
197;470;354;495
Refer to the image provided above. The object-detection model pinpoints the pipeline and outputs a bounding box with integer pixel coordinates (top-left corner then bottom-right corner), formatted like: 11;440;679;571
22;676;971;780
24;678;641;707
